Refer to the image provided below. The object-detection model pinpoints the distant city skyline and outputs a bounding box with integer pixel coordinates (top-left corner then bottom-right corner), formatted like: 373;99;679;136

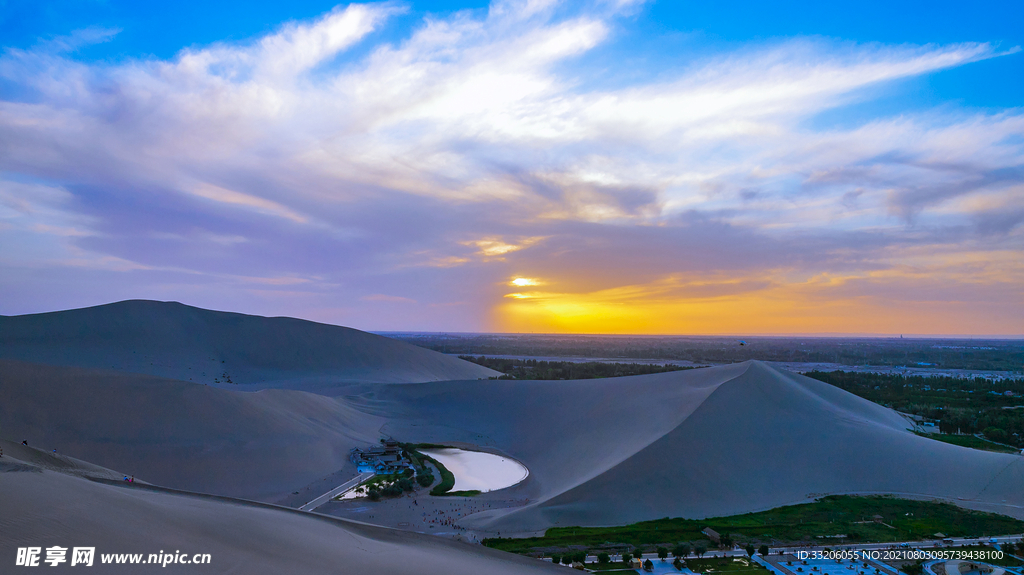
1;1;1022;335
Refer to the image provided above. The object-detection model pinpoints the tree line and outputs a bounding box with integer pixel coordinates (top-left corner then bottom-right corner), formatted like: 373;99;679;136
459;356;699;380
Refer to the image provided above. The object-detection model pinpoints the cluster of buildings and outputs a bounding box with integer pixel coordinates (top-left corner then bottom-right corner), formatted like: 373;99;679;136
350;438;412;474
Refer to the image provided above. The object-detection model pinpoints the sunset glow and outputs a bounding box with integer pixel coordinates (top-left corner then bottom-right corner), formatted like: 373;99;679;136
1;1;1022;335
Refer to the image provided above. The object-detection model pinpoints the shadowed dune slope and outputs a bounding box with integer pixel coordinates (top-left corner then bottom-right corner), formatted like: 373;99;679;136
0;360;383;501
375;361;1024;532
0;300;497;388
0;438;126;481
0;463;562;575
4;358;1022;535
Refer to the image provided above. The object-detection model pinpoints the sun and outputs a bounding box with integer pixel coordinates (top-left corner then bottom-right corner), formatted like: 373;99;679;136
510;277;539;287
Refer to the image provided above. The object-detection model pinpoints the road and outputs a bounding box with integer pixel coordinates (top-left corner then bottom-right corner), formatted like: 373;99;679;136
298;472;374;512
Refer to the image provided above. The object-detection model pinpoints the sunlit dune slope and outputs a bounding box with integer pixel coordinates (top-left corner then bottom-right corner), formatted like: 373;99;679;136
0;299;498;388
376;361;1024;531
0;458;562;575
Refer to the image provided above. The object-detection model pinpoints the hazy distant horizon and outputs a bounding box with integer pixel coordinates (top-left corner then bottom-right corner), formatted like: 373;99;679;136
4;298;1023;339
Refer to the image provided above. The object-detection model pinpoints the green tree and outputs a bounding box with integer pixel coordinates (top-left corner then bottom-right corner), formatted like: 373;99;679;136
695;543;707;558
644;559;654;571
673;544;690;558
598;553;610;565
561;555;572;565
550;555;560;565
984;427;1008;442
745;544;755;558
658;547;669;560
904;561;924;575
674;557;684;571
367;489;381;501
759;545;770;556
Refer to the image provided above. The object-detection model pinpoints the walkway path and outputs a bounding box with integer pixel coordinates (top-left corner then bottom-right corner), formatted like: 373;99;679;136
299;472;374;512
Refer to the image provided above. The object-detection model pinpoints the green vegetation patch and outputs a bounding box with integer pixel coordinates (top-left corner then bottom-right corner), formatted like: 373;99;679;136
399;443;458;496
482;496;1024;555
685;558;769;574
804;371;1024;448
913;432;1021;454
342;469;416;501
459;356;702;380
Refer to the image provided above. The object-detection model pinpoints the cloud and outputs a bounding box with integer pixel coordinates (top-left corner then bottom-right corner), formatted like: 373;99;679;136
0;1;1021;333
188;182;308;223
362;293;417;303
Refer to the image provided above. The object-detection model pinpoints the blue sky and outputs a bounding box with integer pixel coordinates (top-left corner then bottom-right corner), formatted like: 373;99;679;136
3;0;1021;109
1;1;1022;334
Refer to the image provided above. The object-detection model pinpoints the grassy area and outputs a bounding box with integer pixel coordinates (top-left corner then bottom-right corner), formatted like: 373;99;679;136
401;443;458;496
459;356;700;380
685;558;769;574
338;469;416;500
483;496;1024;554
914;432;1021;454
590;557;767;573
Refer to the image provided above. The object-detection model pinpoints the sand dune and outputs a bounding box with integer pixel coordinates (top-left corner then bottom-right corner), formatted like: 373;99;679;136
0;453;562;575
0;300;497;389
0;360;384;501
373;361;1024;532
3;326;1022;538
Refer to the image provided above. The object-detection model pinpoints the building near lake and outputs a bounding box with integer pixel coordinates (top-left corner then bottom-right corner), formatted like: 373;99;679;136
350;438;411;474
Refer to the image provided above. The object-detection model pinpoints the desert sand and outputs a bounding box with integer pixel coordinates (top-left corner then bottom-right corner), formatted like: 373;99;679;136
1;301;1022;544
0;443;563;574
0;360;385;501
0;300;498;389
376;361;1024;533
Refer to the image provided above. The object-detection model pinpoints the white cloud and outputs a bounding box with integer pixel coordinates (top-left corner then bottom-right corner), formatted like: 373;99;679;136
0;1;1022;329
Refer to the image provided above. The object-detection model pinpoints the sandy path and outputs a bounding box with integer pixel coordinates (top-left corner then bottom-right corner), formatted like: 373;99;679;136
299;471;374;511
